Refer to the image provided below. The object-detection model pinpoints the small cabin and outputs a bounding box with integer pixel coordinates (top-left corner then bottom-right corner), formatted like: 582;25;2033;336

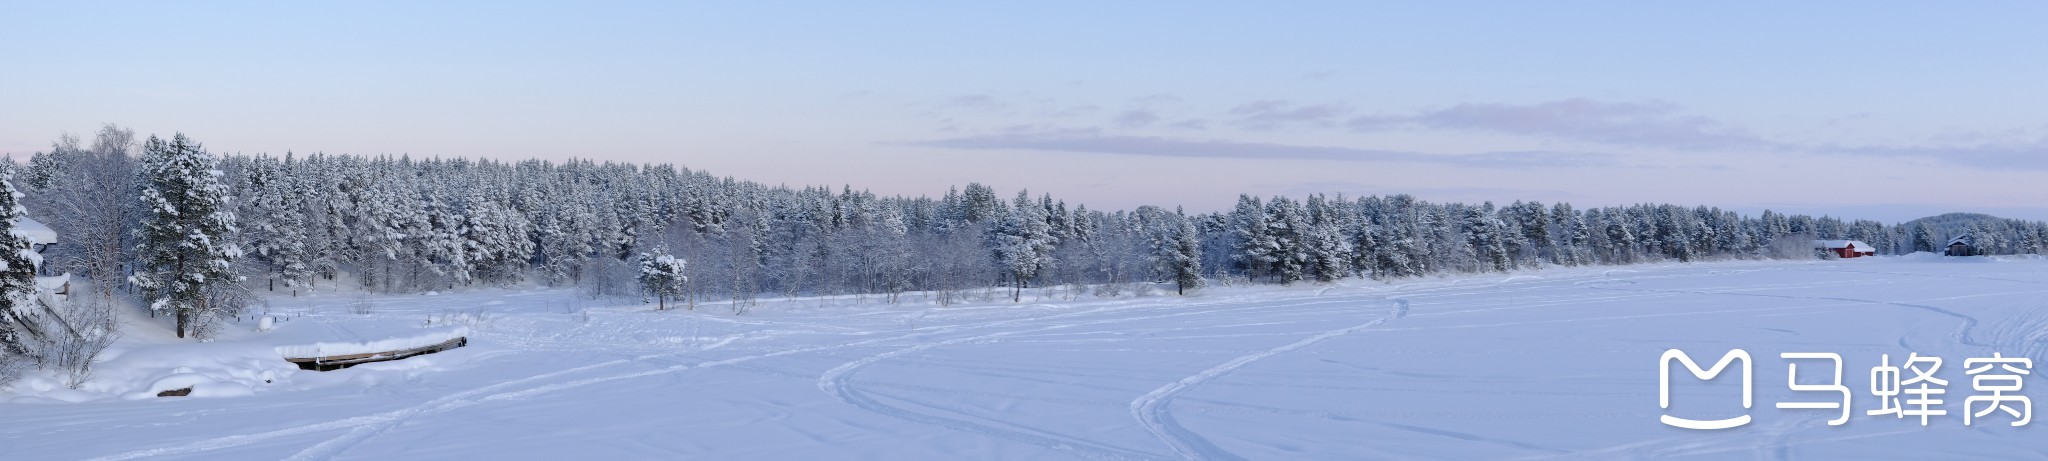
18;217;68;298
1945;234;1975;257
16;216;56;255
1814;239;1876;259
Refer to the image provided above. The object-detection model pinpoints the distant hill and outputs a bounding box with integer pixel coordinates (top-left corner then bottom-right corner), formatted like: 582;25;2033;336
1896;212;2047;254
1902;212;2002;232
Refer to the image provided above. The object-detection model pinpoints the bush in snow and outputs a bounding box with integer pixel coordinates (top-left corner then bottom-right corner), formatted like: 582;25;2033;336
580;255;639;300
45;294;118;388
638;253;688;310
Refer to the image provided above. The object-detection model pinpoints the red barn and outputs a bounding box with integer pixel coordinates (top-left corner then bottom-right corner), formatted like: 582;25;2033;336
1813;240;1877;259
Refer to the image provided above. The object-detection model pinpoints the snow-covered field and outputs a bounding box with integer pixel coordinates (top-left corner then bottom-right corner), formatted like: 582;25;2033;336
5;255;2048;460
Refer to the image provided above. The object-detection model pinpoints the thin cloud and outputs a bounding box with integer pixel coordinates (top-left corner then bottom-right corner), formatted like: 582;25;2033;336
1113;109;1161;129
1230;100;1352;130
927;95;2048;171
900;130;1616;168
1259;179;1587;202
1347;98;1765;150
943;94;1009;111
1818;138;2048;170
1130;93;1183;106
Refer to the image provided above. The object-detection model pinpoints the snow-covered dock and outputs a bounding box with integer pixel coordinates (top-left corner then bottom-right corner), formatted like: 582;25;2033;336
277;327;470;371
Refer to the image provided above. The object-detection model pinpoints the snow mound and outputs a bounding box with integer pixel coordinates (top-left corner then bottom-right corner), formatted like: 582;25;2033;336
1889;251;1998;263
275;326;470;359
122;372;255;400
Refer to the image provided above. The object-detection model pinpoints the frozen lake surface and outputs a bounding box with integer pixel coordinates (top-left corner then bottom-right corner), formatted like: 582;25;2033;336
6;255;2047;460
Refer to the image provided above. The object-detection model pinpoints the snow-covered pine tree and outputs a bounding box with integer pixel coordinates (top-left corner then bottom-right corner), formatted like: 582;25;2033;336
131;134;245;339
960;183;1004;225
1550;202;1588;267
241;156;313;293
1166;214;1203;295
1602;208;1636;264
1716;210;1752;257
1513;201;1549;266
461;190;535;285
638;252;688;310
0;164;47;369
1464;204;1511;273
991;190;1055;302
1388;195;1432;276
1302;194;1351;282
1226;195;1277;280
1360;196;1411;278
1263;196;1309;283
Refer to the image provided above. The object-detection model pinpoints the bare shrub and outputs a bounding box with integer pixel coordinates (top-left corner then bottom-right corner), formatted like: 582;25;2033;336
579;256;638;300
1766;233;1820;260
0;352;26;389
1;291;121;388
51;294;119;388
349;295;376;315
1212;273;1252;288
1131;282;1157;297
1092;282;1124;298
190;283;254;341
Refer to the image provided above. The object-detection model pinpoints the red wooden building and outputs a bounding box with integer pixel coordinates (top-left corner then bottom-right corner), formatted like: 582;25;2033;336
1813;240;1877;259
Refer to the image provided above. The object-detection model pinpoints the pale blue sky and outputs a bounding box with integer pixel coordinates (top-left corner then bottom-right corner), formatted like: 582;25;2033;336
5;2;2046;221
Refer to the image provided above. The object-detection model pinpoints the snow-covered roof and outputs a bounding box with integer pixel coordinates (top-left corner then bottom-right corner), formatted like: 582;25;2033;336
1947;234;1972;246
35;273;68;291
14;217;56;245
1813;239;1876;253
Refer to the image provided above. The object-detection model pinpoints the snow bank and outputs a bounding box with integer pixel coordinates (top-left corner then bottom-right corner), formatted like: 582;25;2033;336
120;371;257;400
1889;251;2000;263
275;326;470;359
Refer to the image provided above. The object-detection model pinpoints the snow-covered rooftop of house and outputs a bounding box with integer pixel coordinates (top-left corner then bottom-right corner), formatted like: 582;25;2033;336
35;273;68;291
1813;239;1875;252
14;217;56;245
1947;234;1973;246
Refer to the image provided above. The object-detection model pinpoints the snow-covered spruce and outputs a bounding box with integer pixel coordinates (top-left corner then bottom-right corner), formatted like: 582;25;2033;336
0;164;45;383
130;134;246;339
637;253;688;310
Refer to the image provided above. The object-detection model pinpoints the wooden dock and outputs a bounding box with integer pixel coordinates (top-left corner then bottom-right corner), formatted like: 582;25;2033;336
284;336;468;371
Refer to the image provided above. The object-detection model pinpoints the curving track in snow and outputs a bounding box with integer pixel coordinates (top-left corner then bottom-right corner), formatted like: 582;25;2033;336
1128;299;1408;461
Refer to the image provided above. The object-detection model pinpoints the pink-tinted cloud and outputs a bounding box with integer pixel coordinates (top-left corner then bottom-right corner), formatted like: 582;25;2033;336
1347;98;1764;150
902;129;1616;168
1229;100;1352;130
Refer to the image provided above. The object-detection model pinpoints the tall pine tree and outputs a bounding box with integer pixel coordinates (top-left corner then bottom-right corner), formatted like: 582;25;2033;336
0;164;47;363
991;190;1055;302
132;134;244;339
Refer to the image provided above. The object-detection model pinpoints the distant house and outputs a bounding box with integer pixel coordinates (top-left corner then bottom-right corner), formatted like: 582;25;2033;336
18;216;68;298
1945;234;1975;257
1814;239;1877;259
16;216;56;253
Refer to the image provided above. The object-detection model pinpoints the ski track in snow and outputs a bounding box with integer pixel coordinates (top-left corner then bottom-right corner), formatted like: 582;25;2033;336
88;311;1064;461
79;355;643;461
275;310;1142;461
1129;298;1410;461
815;297;1369;461
1581;278;2023;350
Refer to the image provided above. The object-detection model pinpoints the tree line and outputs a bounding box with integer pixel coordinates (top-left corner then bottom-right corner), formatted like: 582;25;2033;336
10;125;2048;342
